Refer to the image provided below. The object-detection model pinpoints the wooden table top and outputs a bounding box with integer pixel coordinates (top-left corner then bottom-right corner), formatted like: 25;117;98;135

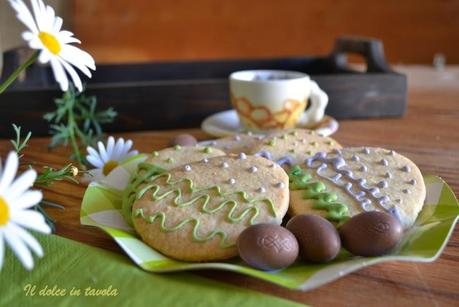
0;66;458;306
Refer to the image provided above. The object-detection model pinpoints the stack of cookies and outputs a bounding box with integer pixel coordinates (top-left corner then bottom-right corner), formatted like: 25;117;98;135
121;129;426;269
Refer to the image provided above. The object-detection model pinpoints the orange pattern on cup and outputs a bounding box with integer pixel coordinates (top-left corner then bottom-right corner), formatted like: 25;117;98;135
231;94;306;130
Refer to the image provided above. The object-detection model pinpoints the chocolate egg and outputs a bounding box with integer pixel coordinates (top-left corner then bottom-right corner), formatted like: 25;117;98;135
170;134;197;147
286;215;341;263
237;224;299;271
339;211;403;257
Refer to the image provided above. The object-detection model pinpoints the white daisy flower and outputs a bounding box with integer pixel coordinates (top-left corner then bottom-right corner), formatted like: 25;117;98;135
0;151;51;271
8;0;95;92
86;137;139;184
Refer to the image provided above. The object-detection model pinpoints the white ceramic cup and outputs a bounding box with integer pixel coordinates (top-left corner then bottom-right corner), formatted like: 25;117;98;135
229;70;328;131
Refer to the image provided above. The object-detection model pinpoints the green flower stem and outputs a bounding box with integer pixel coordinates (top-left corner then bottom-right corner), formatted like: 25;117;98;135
67;104;84;165
0;51;40;94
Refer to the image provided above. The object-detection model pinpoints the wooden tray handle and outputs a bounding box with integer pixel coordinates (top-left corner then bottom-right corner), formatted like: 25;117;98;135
330;36;392;73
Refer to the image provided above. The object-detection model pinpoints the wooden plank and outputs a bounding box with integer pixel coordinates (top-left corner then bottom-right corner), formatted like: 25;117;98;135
73;0;459;64
0;71;457;306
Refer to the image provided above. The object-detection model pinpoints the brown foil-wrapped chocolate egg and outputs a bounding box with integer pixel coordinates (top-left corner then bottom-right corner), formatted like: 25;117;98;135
170;134;197;147
339;211;403;257
237;224;299;271
286;215;341;263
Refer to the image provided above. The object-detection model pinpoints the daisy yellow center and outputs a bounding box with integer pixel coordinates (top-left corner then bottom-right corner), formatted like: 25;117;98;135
103;160;119;176
0;196;10;226
38;32;61;55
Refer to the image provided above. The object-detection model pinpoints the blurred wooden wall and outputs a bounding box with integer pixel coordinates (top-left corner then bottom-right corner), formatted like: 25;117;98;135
73;0;459;64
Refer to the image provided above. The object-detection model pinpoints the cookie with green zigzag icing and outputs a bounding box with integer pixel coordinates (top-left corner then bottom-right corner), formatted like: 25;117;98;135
147;145;226;170
122;145;226;223
131;154;289;261
288;147;426;229
248;128;341;168
207;133;265;154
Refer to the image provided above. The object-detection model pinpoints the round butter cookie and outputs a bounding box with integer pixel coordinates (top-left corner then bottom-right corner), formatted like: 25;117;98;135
288;147;426;229
248;129;341;168
147;145;225;170
132;154;289;261
207;133;265;154
122;145;226;223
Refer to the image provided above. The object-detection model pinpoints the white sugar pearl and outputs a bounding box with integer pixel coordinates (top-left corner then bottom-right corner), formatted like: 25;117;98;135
377;180;388;188
275;182;285;188
202;158;209;163
362;147;370;154
184;165;192;172
238;152;247;160
359;165;368;172
401;165;411;173
403;189;411;194
385;172;392;179
222;162;229;168
379;159;388;166
234;135;241;141
257;187;266;193
228;178;236;185
388;150;395;156
408;179;417;185
248;166;258;173
351;155;360;162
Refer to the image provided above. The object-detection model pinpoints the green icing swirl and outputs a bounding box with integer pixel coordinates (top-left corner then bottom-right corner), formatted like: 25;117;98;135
122;163;166;224
289;165;350;222
135;209;233;247
123;162;278;248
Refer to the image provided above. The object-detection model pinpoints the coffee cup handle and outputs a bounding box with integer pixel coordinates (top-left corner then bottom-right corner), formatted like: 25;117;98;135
299;81;328;126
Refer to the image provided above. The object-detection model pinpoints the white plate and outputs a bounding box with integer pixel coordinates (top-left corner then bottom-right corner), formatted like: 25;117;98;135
201;109;339;137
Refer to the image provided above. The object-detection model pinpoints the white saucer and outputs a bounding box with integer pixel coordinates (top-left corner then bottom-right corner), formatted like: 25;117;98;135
201;109;339;137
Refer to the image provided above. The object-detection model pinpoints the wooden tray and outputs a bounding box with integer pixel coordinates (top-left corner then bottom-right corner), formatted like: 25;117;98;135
0;37;406;137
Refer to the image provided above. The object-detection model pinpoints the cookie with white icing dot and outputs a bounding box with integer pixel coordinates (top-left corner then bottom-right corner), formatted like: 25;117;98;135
146;145;225;170
122;145;226;222
288;147;425;229
131;155;290;261
248;128;342;168
208;133;265;154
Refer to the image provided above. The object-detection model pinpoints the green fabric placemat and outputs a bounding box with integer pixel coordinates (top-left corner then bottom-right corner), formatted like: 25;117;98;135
0;234;303;307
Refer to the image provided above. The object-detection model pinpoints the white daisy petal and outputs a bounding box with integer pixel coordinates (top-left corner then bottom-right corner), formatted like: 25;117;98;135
38;49;51;64
31;0;45;30
106;137;115;159
0;233;4;270
127;150;139;158
53;16;63;32
59;46;92;77
97;141;108;162
10;191;42;210
112;138;125;161
10;210;51;234
4;226;34;270
8;0;39;33
7;169;37;201
9;223;43;257
50;58;69;92
60;44;96;70
86;155;103;169
87;146;101;160
27;37;43;50
21;31;34;41
0;152;18;194
57;57;83;92
123;140;134;156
